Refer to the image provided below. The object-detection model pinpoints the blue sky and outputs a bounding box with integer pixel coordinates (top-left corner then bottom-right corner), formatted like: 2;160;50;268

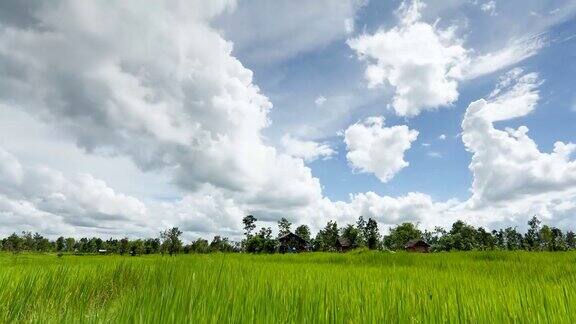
230;0;576;203
0;0;575;239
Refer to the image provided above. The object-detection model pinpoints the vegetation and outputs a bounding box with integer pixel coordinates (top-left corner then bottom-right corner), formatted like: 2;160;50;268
3;216;575;255
1;251;575;322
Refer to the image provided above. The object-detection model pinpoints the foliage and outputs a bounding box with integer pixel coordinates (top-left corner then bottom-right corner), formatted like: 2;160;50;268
383;222;422;250
160;227;183;255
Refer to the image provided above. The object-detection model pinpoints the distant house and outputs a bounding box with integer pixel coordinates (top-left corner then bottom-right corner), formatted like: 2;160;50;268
97;249;108;254
405;239;430;253
336;237;352;252
278;232;308;253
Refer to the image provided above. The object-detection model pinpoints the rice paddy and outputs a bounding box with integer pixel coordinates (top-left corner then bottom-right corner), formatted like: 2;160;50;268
1;251;575;323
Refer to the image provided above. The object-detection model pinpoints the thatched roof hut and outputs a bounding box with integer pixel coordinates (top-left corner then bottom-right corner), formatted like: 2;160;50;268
405;239;430;253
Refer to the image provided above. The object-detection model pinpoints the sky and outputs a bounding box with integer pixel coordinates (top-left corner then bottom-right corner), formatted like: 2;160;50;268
0;0;575;241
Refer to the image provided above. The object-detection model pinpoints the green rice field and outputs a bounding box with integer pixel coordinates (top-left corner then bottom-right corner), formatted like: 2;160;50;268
1;251;575;323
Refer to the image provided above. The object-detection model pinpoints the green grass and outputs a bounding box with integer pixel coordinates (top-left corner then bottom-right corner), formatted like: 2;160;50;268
1;251;575;323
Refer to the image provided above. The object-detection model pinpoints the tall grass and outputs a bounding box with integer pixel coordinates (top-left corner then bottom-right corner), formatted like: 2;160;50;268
1;251;575;323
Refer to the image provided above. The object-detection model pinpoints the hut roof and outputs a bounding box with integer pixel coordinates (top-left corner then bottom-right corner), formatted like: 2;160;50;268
404;239;430;249
278;232;307;243
337;237;351;247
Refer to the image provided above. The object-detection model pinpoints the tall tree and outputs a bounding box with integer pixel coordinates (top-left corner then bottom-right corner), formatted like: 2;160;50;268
277;217;292;237
524;216;541;250
504;227;523;250
314;221;339;251
356;216;367;247
566;231;576;250
65;237;76;252
118;238;130;255
242;215;257;238
341;224;361;249
56;236;66;252
160;227;183;256
365;218;381;249
295;225;311;242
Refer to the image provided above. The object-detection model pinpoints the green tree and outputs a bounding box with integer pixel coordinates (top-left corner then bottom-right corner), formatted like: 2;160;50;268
210;236;234;252
448;220;478;251
4;233;23;253
258;227;276;253
65;237;76;252
295;225;311;242
566;231;576;250
144;238;161;254
277;217;292;237
504;227;523;250
314;221;339;251
524;216;542;250
476;227;496;250
56;236;66;252
365;218;381;249
118;238;130;255
383;222;421;250
242;215;257;238
356;216;367;247
130;239;144;255
189;238;210;253
340;224;361;249
539;225;554;251
160;227;183;256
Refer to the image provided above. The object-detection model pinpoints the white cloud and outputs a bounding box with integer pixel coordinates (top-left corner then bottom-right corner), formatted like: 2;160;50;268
462;69;576;209
480;1;497;16
344;116;418;183
0;147;147;236
460;36;545;80
348;0;545;117
0;0;324;222
438;134;447;140
347;0;468;117
315;95;327;106
281;134;336;162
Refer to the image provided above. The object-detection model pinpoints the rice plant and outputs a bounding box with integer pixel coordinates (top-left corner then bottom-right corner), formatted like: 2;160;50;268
0;251;575;323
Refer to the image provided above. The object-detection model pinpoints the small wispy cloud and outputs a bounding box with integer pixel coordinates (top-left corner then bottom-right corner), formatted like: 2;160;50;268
315;95;327;107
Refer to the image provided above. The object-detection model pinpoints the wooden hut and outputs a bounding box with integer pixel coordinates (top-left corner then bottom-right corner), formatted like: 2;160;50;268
278;232;308;253
405;239;430;253
336;237;352;252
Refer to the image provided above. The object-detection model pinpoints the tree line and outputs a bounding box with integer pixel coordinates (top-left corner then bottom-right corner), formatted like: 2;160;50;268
1;216;575;254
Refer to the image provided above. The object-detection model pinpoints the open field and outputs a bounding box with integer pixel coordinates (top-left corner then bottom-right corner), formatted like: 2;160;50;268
1;251;575;323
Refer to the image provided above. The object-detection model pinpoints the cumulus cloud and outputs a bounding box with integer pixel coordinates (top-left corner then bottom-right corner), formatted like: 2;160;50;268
344;116;418;182
281;134;335;162
0;0;323;220
0;147;147;236
348;0;544;117
347;0;467;116
462;69;576;209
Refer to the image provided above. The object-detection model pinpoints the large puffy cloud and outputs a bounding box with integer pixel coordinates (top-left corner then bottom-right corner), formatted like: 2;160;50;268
0;147;147;236
347;0;467;117
344;116;418;183
462;69;576;209
0;0;323;219
348;0;544;117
